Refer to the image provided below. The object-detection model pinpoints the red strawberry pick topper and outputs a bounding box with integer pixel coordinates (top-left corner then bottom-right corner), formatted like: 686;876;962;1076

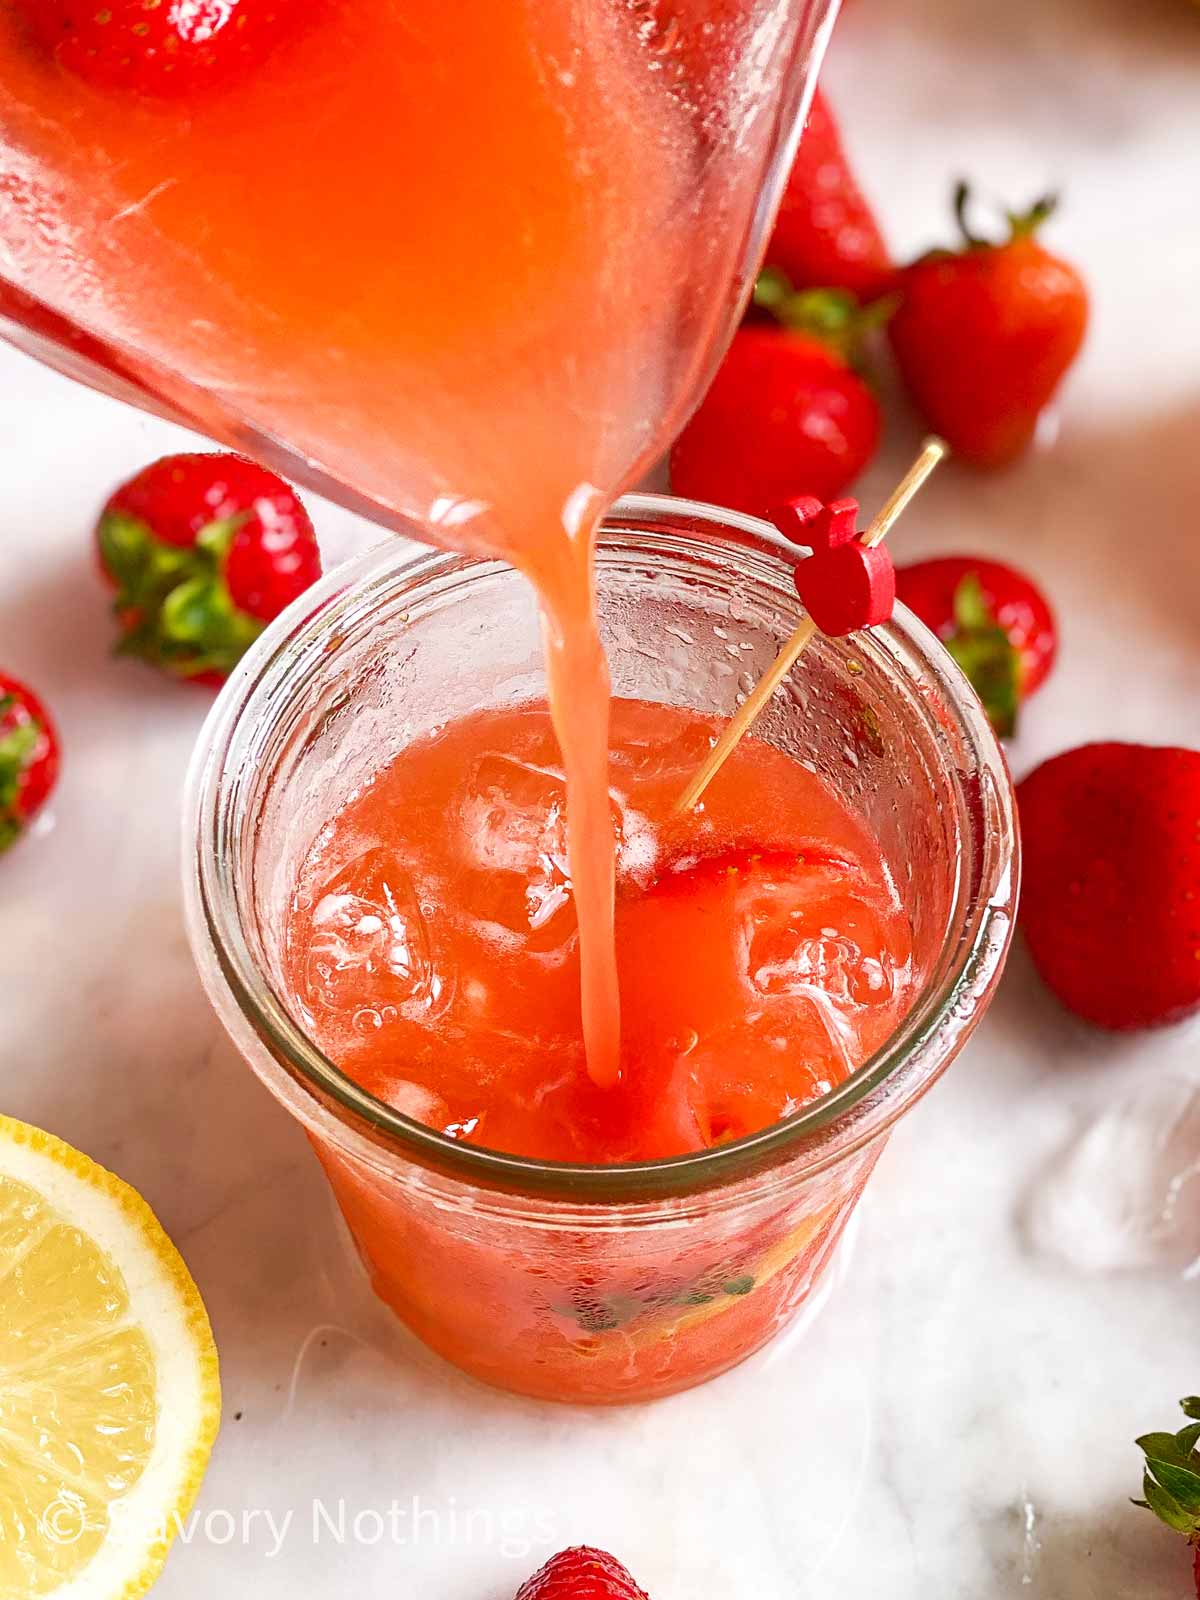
777;494;896;636
675;438;947;816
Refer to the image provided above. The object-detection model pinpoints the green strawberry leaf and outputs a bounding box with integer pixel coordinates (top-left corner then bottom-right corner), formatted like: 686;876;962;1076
752;269;896;373
952;571;994;632
194;513;249;564
99;511;197;605
1139;1432;1199;1470
1139;1473;1196;1536
1144;1459;1200;1512
100;510;263;678
945;574;1020;738
97;510;156;591
0;720;38;813
99;509;209;673
1138;1402;1200;1540
0;813;22;854
161;576;231;647
753;266;794;318
158;576;262;676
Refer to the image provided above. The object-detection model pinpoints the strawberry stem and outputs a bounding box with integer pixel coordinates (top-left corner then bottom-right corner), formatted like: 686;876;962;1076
952;180;988;249
1006;193;1058;240
954;181;1059;250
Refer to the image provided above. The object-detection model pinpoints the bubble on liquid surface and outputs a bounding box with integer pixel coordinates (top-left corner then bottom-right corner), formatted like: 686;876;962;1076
1025;1076;1200;1277
304;847;435;1016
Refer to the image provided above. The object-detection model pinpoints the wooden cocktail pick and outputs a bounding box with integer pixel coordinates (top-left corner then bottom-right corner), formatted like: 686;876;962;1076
674;436;949;816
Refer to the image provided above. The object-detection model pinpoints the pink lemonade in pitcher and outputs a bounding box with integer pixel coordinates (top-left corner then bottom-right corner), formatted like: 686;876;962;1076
0;0;828;1091
0;1;966;1401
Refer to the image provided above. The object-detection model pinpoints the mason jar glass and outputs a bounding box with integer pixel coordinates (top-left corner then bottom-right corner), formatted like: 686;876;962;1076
184;494;1018;1405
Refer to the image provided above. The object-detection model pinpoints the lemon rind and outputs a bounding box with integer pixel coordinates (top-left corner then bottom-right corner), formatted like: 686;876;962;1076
0;1115;221;1600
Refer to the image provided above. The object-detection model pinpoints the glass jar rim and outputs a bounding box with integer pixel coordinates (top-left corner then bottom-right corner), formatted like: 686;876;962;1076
184;492;1018;1205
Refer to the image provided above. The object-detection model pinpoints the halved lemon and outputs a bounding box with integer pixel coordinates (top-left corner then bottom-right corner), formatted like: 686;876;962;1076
0;1115;220;1598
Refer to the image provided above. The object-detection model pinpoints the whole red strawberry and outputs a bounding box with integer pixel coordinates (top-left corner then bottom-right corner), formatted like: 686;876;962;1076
0;673;60;853
15;0;296;96
1017;744;1200;1029
514;1547;650;1600
764;88;894;302
1135;1396;1200;1596
671;286;882;515
889;184;1088;468
895;555;1056;736
97;452;321;685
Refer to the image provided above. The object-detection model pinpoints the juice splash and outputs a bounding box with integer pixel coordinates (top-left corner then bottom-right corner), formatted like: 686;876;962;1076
0;0;821;1087
284;698;915;1163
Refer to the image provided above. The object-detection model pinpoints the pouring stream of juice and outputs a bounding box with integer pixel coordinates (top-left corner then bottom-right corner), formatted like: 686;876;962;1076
0;0;840;1087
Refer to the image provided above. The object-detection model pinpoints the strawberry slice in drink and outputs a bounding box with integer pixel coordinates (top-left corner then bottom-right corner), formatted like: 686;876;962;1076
612;843;912;1159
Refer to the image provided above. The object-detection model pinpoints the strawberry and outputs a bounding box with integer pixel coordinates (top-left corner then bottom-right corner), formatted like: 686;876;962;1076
1017;744;1200;1030
1135;1395;1200;1596
889;184;1089;468
15;0;295;96
514;1547;650;1600
96;452;321;685
670;286;882;516
895;555;1056;736
764;88;894;303
0;673;60;854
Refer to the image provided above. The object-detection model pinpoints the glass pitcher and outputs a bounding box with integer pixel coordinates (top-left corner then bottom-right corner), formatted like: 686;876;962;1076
0;0;839;543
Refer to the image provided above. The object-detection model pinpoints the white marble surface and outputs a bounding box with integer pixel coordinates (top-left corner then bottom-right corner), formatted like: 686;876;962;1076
3;0;1200;1595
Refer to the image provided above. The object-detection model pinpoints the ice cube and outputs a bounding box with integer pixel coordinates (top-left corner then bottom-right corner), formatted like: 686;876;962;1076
745;872;896;1010
304;847;435;1016
385;1080;450;1130
455;754;577;944
459;754;569;877
752;927;869;1003
609;719;715;784
456;751;632;946
1025;1077;1200;1276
